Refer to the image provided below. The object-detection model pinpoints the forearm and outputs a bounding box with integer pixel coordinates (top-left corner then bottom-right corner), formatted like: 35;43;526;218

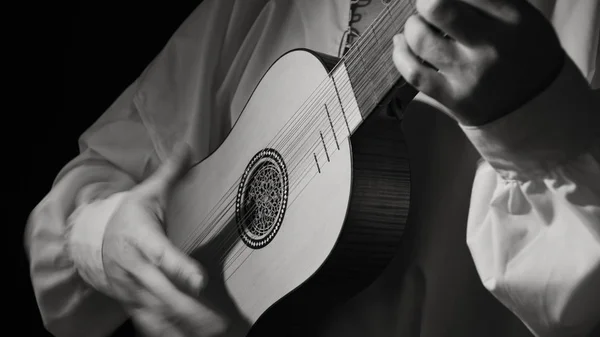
26;76;162;336
464;55;600;337
26;160;136;337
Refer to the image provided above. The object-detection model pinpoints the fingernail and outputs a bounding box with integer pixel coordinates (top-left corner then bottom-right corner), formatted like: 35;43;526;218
191;273;204;293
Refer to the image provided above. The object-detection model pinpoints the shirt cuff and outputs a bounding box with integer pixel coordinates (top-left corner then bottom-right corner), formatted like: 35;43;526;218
66;192;126;296
461;55;600;181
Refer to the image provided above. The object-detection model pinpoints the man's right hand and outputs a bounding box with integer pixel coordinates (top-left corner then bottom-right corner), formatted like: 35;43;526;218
102;144;227;337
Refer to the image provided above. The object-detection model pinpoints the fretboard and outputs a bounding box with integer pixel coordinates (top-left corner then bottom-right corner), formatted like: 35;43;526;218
339;0;417;124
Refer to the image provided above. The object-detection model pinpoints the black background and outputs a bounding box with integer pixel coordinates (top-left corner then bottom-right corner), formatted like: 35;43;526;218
16;1;600;336
20;1;205;335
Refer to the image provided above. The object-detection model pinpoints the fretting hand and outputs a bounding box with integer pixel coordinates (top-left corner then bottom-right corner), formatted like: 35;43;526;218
392;0;564;126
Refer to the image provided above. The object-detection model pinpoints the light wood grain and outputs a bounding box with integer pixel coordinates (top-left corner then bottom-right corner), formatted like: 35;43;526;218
166;50;356;335
164;49;414;337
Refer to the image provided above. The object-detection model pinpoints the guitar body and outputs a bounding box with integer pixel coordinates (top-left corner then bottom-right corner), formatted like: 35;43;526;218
166;49;412;336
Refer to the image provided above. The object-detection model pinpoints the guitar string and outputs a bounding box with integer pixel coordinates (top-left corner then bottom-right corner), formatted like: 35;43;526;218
179;1;411;259
179;1;413;266
182;2;413;267
178;1;415;267
198;27;406;275
176;0;409;256
202;36;409;275
215;40;411;272
273;1;409;164
221;66;405;275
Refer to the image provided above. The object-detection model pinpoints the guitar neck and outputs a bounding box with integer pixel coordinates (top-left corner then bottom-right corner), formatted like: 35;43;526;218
336;0;417;127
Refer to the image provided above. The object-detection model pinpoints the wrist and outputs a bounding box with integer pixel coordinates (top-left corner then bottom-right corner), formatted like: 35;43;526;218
66;192;127;295
460;55;600;180
458;52;566;128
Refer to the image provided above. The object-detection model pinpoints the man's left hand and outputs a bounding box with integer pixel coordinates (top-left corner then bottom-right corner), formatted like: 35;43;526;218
392;0;564;126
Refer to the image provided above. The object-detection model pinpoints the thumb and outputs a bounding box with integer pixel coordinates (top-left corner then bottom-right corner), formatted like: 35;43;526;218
137;143;193;202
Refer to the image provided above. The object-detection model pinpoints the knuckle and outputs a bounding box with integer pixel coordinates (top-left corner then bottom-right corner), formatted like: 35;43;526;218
106;235;134;260
404;65;424;88
392;50;404;72
151;247;167;267
172;265;188;282
404;14;419;33
180;259;204;285
123;234;143;251
403;16;422;47
143;195;165;219
405;16;442;59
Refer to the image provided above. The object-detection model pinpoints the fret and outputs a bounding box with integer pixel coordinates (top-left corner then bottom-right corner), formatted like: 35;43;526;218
342;0;417;120
325;104;340;150
287;63;363;181
329;64;364;135
319;131;330;162
369;24;394;104
355;37;379;110
385;2;403;34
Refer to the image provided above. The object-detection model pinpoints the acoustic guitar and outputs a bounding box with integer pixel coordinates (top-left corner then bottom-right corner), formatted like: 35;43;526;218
166;0;418;335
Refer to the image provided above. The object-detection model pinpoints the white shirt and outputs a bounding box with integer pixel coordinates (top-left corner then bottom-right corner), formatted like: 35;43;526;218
25;0;600;336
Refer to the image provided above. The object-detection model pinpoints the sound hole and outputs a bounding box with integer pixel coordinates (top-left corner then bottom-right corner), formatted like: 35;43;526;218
235;148;289;249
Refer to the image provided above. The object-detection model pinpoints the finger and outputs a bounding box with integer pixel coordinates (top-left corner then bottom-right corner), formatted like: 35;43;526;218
136;143;193;203
144;234;205;296
129;263;227;336
403;14;459;70
102;243;166;309
131;309;185;337
393;33;450;103
416;0;495;44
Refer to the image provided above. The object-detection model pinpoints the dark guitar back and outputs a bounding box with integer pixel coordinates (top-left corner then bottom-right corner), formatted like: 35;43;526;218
247;103;413;336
